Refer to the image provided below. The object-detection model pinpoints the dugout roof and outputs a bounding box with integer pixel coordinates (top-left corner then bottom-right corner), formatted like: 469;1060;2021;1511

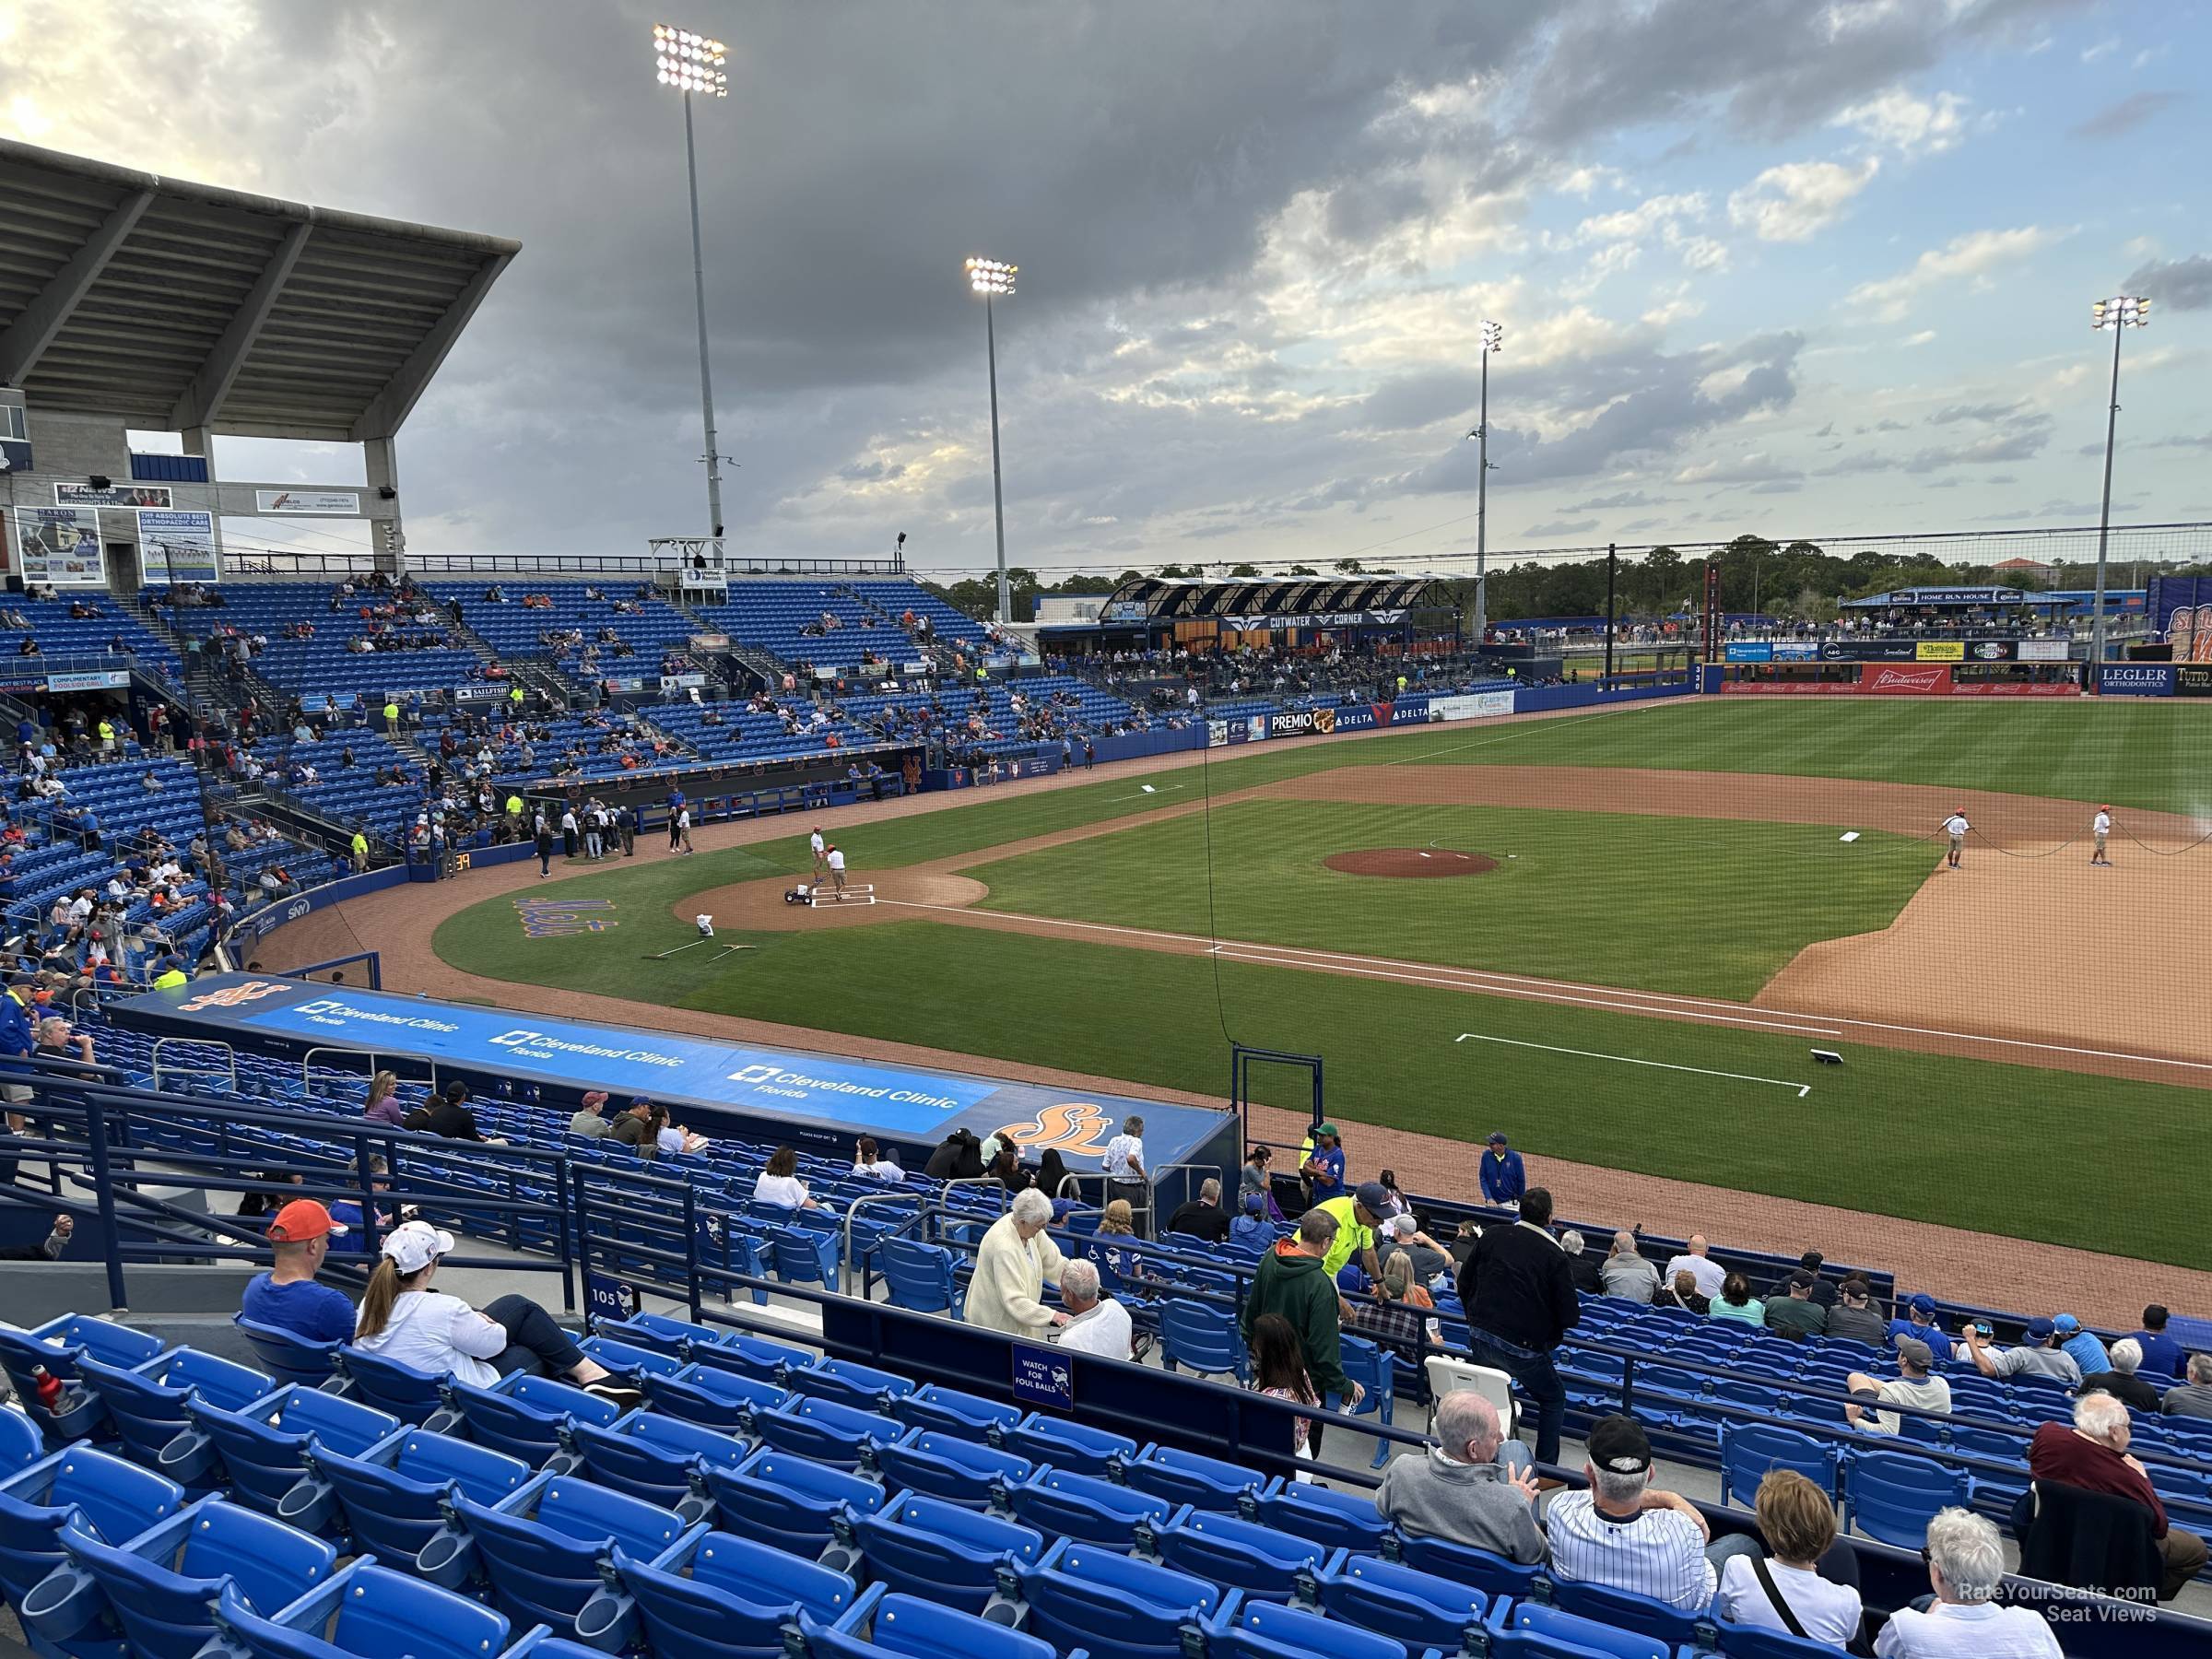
0;138;519;441
1100;572;1450;623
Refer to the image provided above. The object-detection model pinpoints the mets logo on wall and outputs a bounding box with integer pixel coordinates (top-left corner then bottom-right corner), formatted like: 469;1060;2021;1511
994;1102;1121;1155
178;980;291;1012
1312;707;1336;735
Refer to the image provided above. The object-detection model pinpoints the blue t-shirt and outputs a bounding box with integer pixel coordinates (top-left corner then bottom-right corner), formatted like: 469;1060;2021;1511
2134;1330;2186;1380
241;1273;357;1344
2061;1330;2112;1378
1307;1146;1346;1204
1885;1317;1954;1361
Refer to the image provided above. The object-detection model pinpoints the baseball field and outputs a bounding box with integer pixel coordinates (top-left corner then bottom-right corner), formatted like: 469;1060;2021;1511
417;696;2211;1270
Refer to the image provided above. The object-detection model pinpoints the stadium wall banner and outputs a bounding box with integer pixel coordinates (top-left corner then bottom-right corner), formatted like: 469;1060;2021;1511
1771;641;1819;661
1268;707;1321;736
2016;640;2073;663
1724;642;1772;663
44;670;131;692
2171;664;2212;698
1426;690;1515;724
254;488;360;514
1948;680;2078;697
53;481;171;509
2098;664;2175;696
9;506;105;585
1913;641;1965;661
135;509;220;583
1818;641;1933;662
1864;664;1953;694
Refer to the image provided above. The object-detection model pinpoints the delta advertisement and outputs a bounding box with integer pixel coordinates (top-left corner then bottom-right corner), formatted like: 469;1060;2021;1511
136;510;220;583
7;506;105;586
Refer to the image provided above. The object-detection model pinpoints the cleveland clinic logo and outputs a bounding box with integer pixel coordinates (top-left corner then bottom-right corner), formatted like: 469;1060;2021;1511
728;1063;782;1085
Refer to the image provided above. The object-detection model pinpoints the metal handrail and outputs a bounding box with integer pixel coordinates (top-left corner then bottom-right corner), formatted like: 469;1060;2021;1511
152;1034;236;1092
840;1186;926;1297
299;1044;433;1096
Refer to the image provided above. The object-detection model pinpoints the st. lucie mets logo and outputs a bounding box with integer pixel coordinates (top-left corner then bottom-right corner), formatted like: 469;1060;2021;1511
179;980;290;1012
994;1102;1119;1155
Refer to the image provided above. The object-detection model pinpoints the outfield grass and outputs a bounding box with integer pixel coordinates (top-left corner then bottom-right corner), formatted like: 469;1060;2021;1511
966;799;1934;999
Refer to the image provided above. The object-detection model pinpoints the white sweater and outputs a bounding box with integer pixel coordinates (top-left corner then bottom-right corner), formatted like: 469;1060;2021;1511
963;1214;1065;1335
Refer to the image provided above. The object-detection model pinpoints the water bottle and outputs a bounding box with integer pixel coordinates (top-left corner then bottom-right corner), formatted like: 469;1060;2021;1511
30;1365;64;1414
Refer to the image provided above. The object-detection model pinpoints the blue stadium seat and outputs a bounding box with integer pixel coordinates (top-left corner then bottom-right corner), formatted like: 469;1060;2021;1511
1705;1622;1852;1658
23;1496;337;1659
642;1362;791;1433
794;1358;920;1415
1120;1443;1269;1512
1204;1595;1404;1659
1145;1509;1328;1601
201;1559;530;1659
232;1319;342;1390
329;1347;448;1424
1483;1599;1673;1659
177;1385;400;1526
575;1335;688;1382
1330;1335;1397;1469
1843;1449;1971;1547
1547;1577;1714;1647
1007;1468;1173;1553
686;1329;814;1384
0;1410;41;1477
1253;1482;1390;1555
1156;1299;1248;1386
893;1383;1022;1438
755;1394;900;1469
999;1413;1136;1476
1310;1554;1489;1653
1717;1421;1841;1505
73;1348;271;1484
420;1469;689;1635
1388;1532;1544;1602
807;1588;1066;1659
1012;1537;1223;1659
877;1240;964;1316
603;1526;864;1659
550;1409;747;1513
0;1446;187;1612
434;1371;623;1465
852;1494;1044;1614
311;1429;533;1564
0;1316;168;1442
875;1428;1032;1509
700;1448;892;1559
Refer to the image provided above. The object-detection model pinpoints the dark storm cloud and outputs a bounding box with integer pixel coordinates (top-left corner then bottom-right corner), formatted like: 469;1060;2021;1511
2123;253;2212;311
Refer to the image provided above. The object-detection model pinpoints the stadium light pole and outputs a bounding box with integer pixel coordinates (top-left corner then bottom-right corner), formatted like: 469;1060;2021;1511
966;256;1018;624
653;24;729;546
1463;319;1502;649
2088;294;2149;678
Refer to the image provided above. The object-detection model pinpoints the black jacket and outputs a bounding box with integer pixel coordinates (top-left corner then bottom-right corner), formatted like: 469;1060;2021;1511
1458;1221;1580;1353
404;1100;484;1142
924;1133;982;1182
1165;1200;1231;1244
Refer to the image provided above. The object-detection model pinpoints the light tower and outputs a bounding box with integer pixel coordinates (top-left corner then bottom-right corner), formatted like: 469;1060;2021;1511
965;255;1018;624
2088;294;2149;678
652;23;729;545
1464;319;1503;646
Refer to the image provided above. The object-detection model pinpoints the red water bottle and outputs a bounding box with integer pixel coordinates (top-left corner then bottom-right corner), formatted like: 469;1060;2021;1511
30;1365;64;1413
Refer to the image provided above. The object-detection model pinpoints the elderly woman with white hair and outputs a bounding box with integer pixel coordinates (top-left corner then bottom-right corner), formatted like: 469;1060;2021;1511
2025;1387;2207;1600
963;1187;1067;1336
1873;1507;2059;1656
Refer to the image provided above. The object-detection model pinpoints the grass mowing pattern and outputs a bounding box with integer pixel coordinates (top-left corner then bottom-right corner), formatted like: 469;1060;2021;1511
968;799;1935;999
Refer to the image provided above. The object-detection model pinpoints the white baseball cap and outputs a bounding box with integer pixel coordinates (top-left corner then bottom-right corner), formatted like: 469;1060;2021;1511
381;1218;455;1274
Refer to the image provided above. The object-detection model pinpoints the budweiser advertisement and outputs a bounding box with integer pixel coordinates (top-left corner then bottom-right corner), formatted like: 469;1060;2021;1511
1949;680;2079;698
1863;665;1952;695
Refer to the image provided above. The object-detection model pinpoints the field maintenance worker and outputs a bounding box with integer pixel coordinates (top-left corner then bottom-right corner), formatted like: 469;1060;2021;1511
382;699;400;735
1942;808;1970;870
1313;1182;1390;1288
826;843;846;897
810;826;827;877
349;830;369;873
1479;1132;1526;1207
2092;806;2112;866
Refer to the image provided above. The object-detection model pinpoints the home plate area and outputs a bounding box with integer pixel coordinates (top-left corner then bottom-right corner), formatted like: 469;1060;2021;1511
785;882;877;907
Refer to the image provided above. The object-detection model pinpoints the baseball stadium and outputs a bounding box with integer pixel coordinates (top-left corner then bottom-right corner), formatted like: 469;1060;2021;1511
9;12;2212;1657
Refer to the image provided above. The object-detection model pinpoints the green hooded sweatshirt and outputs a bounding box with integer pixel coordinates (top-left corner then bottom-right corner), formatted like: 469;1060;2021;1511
1241;1238;1348;1397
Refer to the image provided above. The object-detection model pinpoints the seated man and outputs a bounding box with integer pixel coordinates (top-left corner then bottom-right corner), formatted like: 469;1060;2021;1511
2078;1338;2162;1414
1763;1270;1830;1337
2163;1354;2212;1420
1959;1317;2081;1387
1845;1337;1951;1436
1164;1177;1231;1244
1546;1415;1724;1611
1886;1292;1954;1361
1053;1258;1135;1359
1372;1390;1545;1564
238;1200;357;1343
2028;1392;2207;1601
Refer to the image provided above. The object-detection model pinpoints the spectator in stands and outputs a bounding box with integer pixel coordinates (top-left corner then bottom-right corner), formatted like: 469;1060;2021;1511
924;1127;983;1181
1477;1132;1525;1206
1712;1272;1766;1328
1547;1416;1720;1611
1708;1469;1864;1644
1877;1507;2060;1657
1300;1124;1347;1205
1457;1185;1576;1466
1165;1177;1231;1243
1665;1234;1727;1301
982;1138;1028;1191
1378;1213;1451;1285
1239;1145;1273;1203
1656;1269;1711;1315
1887;1293;1954;1360
1231;1191;1276;1247
1845;1337;1951;1436
1248;1312;1321;1469
754;1146;821;1210
2165;1354;2212;1418
1360;1249;1441;1352
1959;1317;2080;1386
1244;1208;1360;1443
1827;1277;1887;1346
405;1080;506;1146
853;1136;904;1182
1053;1258;1135;1359
607;1096;659;1159
363;1070;406;1128
1768;1251;1840;1309
354;1219;637;1405
0;1213;71;1261
2079;1338;2162;1414
2029;1392;2206;1599
1559;1230;1604;1294
1764;1270;1830;1337
327;1159;394;1247
568;1091;611;1138
965;1187;1066;1336
1313;1181;1390;1287
2134;1306;2185;1381
1100;1112;1147;1228
1374;1389;1545;1561
2053;1313;2111;1378
1601;1230;1661;1303
238;1200;357;1344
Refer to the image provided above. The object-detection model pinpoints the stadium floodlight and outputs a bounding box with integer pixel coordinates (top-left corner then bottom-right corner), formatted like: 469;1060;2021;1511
965;256;1018;623
1463;319;1504;649
2088;294;2149;684
651;22;731;548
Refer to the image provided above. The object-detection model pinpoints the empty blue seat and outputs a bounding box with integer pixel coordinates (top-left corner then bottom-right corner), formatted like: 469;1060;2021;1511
1253;1482;1390;1555
422;1469;689;1635
0;1316;168;1442
1706;1621;1850;1657
644;1362;790;1433
852;1494;1043;1614
1547;1578;1713;1647
1000;1413;1136;1476
605;1526;863;1659
1388;1531;1544;1601
877;1239;964;1316
1007;1468;1173;1552
1013;1537;1222;1659
795;1359;919;1414
1717;1421;1841;1505
875;1428;1032;1508
331;1347;448;1424
0;1447;186;1612
180;1385;399;1526
312;1429;533;1564
23;1496;337;1659
576;1335;688;1381
1485;1599;1672;1659
0;1409;41;1477
436;1371;623;1465
1844;1450;1971;1548
1204;1596;1403;1659
73;1348;271;1484
1146;1509;1327;1601
1332;1336;1398;1470
232;1318;341;1390
687;1329;813;1383
553;1410;747;1512
701;1448;892;1559
755;1394;900;1469
809;1588;1065;1659
1121;1443;1268;1512
894;1383;1023;1438
202;1559;529;1659
1311;1553;1489;1652
1156;1299;1248;1385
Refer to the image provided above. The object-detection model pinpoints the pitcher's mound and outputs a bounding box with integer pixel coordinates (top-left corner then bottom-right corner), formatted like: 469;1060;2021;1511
1324;847;1498;878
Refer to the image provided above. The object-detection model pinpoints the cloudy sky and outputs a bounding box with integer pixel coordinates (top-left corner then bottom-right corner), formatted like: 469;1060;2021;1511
6;0;2208;576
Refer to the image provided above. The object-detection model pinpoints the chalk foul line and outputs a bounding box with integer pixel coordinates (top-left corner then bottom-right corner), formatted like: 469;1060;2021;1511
1454;1031;1813;1098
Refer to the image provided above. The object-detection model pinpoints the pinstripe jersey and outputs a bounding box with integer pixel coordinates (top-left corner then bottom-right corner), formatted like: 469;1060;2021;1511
1544;1490;1717;1613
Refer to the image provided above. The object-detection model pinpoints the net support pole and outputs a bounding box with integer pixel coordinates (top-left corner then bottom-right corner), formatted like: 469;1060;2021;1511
1603;542;1618;686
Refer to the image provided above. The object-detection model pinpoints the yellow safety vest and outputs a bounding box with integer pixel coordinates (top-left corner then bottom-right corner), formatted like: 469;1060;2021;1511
153;969;188;990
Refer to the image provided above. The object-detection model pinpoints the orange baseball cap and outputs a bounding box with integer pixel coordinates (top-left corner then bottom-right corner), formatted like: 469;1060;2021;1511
267;1199;345;1242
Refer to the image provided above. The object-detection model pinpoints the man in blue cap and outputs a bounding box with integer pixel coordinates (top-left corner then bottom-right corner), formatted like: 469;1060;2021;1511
1478;1133;1525;1208
1230;1190;1275;1248
2052;1312;2110;1378
1313;1181;1390;1289
1958;1316;2081;1386
1885;1291;1954;1361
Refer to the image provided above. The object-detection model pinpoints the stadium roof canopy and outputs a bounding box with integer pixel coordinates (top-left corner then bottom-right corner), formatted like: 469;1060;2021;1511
1840;586;2033;607
1099;572;1453;623
0;138;518;442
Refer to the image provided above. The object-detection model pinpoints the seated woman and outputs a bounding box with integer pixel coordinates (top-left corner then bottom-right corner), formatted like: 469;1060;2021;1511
752;1145;821;1210
1709;1468;1863;1647
352;1219;637;1404
1089;1199;1146;1284
1711;1272;1767;1328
